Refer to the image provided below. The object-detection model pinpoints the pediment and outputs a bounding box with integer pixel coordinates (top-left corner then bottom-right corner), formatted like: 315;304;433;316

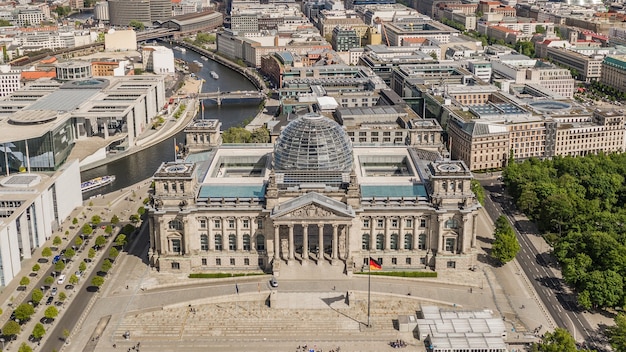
270;192;355;219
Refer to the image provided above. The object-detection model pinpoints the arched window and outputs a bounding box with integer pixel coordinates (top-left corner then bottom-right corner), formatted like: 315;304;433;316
256;235;265;251
171;238;181;253
362;234;370;250
390;233;399;250
418;234;426;250
243;234;251;251
404;234;412;250
376;234;384;250
229;234;237;251
449;181;455;190
442;181;447;191
168;220;182;230
445;218;459;229
200;234;208;251
215;235;223;251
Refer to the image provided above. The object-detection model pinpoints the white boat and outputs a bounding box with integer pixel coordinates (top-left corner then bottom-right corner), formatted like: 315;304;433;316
193;60;203;68
180;48;186;53
173;46;182;51
210;71;219;79
201;56;209;61
81;175;116;193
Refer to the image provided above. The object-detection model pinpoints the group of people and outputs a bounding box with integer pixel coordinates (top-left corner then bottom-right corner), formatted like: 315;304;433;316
296;345;340;352
390;339;407;348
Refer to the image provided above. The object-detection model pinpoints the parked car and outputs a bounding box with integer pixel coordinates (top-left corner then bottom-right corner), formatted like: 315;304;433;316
46;296;54;305
270;277;278;288
57;274;66;284
50;287;57;295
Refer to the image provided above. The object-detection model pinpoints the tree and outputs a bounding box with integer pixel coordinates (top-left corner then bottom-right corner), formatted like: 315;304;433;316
91;215;102;226
72;217;78;225
82;223;93;236
105;225;113;236
429;52;438;60
532;328;579;352
79;261;87;272
109;247;119;258
102;259;113;272
63;328;70;340
222;127;251;143
95;235;106;247
59;292;67;302
490;215;520;264
111;214;120;225
115;234;127;247
44;306;59;320
32;263;41;272
137;206;146;216
91;276;105;289
129;214;140;224
129;20;145;31
64;248;76;259
14;303;35;322
42;247;52;257
55;260;66;272
69;274;79;285
250;128;270;143
88;248;96;259
31;289;44;305
3;320;20;339
75;237;83;247
44;276;54;285
470;180;485;205
535;25;546;34
608;313;626;352
32;322;46;339
18;342;33;352
53;236;62;246
20;276;30;286
0;19;11;26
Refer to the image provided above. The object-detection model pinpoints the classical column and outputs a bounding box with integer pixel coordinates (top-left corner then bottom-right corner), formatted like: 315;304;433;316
288;225;294;261
273;225;280;260
302;224;309;262
471;214;478;248
332;224;338;261
384;216;391;251
318;224;324;264
237;217;243;252
412;216;419;251
344;224;350;260
208;217;215;251
438;215;445;252
461;214;470;254
399;217;405;251
183;218;190;255
370;217;376;250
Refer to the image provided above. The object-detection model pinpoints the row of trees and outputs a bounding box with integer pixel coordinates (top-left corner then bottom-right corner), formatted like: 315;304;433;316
490;215;520;265
221;126;270;143
503;153;626;309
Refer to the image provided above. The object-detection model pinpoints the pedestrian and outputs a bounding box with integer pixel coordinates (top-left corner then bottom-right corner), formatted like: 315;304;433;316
113;344;117;348
235;283;239;294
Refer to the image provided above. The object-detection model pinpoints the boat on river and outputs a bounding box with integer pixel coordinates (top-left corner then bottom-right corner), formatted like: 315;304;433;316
193;60;203;68
201;56;209;61
210;71;219;79
81;175;116;193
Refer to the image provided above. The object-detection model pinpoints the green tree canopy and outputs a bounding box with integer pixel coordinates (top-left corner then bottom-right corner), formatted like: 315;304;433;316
91;276;105;288
128;20;145;31
72;217;78;225
64;248;76;259
41;247;52;257
490;216;520;264
20;276;30;286
88;247;96;259
44;276;54;285
3;320;20;338
531;328;592;352
53;236;62;246
609;313;626;351
69;274;79;285
109;247;119;258
110;214;120;225
79;261;87;272
137;206;146;216
129;214;140;224
82;223;93;236
31;289;44;305
32;263;40;272
55;260;65;272
18;342;33;352
105;224;113;235
75;237;83;246
470;179;485;206
102;259;112;272
44;306;58;320
0;19;12;26
14;303;35;322
59;292;67;302
115;234;127;247
95;235;107;247
91;215;102;225
32;322;46;339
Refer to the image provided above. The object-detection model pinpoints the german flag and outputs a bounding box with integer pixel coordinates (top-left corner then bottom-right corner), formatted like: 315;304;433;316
369;257;382;271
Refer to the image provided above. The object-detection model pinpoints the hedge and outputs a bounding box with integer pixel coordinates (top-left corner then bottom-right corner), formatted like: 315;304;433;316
188;272;264;279
355;271;438;278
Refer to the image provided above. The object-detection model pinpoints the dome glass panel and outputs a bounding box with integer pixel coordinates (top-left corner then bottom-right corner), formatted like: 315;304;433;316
274;113;353;172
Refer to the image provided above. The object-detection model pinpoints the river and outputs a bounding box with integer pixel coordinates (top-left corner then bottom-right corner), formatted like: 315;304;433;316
80;49;260;198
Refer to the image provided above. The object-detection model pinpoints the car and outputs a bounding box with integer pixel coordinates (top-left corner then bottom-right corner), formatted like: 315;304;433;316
57;274;66;284
270;277;278;288
64;284;74;290
46;296;54;305
75;270;82;278
52;255;61;264
50;287;57;295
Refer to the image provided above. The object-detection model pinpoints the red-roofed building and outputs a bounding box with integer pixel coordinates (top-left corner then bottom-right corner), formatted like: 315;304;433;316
21;69;56;82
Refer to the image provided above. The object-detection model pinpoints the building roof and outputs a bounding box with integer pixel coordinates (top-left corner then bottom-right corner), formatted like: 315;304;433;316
361;184;427;197
21;71;56;80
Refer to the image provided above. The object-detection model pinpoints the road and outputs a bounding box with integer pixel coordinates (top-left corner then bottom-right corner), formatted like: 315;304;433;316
480;179;606;350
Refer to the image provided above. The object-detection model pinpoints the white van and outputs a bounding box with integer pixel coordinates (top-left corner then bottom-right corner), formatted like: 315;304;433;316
57;274;66;284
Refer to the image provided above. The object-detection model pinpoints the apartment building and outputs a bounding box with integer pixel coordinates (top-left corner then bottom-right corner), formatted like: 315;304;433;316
491;56;575;98
601;55;626;93
383;20;460;46
0;65;21;97
317;10;367;37
545;46;603;82
331;27;361;52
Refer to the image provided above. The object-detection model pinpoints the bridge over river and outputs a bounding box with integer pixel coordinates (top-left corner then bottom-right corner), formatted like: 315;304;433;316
195;90;265;105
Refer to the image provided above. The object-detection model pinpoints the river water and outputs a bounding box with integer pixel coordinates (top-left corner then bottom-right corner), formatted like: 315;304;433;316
80;49;260;198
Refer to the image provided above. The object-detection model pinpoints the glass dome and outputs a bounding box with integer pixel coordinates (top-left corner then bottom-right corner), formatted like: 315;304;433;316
274;113;353;172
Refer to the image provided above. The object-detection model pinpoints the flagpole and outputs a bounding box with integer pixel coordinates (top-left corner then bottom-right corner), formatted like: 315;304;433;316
174;138;177;162
367;254;371;328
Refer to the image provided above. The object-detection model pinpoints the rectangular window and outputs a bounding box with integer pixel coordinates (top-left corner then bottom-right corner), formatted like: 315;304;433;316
171;262;180;269
420;219;427;228
363;219;370;228
406;257;411;265
229;220;235;229
420;257;426;265
199;219;207;228
243;219;250;228
201;258;207;266
244;258;250;266
378;257;383;266
391;257;397;265
258;258;264;267
447;261;456;268
258;219;263;229
216;258;221;266
405;219;412;228
230;258;235;265
391;219;398;228
214;220;221;228
377;219;384;228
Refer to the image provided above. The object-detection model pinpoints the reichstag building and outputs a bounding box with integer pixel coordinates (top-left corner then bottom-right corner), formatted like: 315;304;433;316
148;114;480;275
